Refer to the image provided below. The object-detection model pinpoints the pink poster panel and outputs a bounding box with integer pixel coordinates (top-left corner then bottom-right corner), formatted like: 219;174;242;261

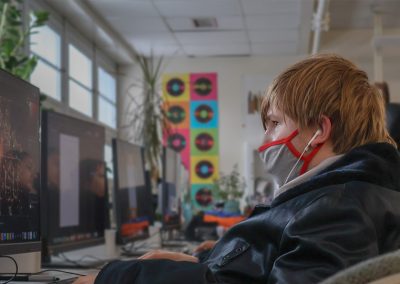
190;73;217;101
163;128;190;170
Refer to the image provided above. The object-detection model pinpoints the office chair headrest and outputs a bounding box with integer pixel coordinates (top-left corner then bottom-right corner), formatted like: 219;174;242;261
386;103;400;148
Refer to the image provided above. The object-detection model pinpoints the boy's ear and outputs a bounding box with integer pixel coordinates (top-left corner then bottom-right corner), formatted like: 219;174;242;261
311;115;331;147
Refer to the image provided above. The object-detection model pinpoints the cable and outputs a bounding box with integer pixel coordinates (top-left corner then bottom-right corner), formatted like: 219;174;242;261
122;230;161;253
0;255;18;284
57;253;104;271
31;269;86;277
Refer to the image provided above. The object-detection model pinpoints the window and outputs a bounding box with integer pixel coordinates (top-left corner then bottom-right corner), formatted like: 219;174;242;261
68;44;93;116
30;24;61;100
98;67;117;128
104;144;114;180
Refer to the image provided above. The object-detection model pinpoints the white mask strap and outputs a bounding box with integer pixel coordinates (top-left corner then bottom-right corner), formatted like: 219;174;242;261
284;129;321;184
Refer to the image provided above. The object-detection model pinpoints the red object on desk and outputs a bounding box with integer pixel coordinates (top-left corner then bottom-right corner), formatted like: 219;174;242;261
203;214;245;229
121;220;149;237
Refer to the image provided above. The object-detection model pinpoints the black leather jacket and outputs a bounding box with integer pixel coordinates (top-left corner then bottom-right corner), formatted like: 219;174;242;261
95;143;400;284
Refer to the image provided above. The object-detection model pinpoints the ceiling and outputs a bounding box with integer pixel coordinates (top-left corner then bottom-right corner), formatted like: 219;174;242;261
43;0;400;62
83;0;314;58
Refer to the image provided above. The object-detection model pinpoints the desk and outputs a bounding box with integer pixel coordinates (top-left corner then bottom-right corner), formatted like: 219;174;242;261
5;226;199;283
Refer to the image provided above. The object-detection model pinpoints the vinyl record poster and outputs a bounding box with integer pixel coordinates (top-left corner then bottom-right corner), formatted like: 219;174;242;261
163;73;219;209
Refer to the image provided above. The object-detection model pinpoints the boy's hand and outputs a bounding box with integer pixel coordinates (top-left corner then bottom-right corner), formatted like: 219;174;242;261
72;274;97;284
194;240;216;253
138;250;199;262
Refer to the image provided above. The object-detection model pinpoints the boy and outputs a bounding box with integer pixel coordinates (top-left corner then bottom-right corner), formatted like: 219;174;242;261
75;54;400;284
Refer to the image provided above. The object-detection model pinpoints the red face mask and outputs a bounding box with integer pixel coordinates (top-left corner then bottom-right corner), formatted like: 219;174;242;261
258;129;323;188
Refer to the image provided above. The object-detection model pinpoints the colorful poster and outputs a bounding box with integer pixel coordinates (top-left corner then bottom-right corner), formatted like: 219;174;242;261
163;74;190;102
190;156;219;184
190;101;218;129
191;184;214;210
164;128;190;170
190;128;218;156
163;72;219;210
163;101;190;129
190;73;217;101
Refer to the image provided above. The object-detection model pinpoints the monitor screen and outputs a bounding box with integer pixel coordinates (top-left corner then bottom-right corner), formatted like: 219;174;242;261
112;139;153;244
41;111;106;257
0;69;41;255
161;147;182;229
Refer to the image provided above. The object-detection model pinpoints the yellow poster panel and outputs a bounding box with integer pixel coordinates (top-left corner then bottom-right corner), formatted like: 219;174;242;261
162;74;190;102
190;156;219;184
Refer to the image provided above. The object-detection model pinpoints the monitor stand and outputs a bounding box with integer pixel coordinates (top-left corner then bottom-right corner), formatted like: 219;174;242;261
160;227;186;248
120;242;151;257
0;252;41;274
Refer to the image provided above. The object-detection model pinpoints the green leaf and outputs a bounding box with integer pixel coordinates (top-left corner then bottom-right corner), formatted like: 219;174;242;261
0;0;48;86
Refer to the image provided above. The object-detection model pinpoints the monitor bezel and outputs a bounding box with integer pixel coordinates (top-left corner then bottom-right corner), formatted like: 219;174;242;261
112;138;152;245
40;110;107;259
161;146;182;230
0;68;42;256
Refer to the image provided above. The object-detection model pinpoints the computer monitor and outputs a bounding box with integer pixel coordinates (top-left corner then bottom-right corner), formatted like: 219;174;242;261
41;110;107;262
112;138;153;245
160;147;182;229
0;69;41;273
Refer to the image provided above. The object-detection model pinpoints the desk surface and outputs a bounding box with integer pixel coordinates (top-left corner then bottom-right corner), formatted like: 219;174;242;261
6;227;199;283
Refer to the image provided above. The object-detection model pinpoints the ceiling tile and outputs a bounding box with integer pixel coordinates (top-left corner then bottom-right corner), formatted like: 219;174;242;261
154;0;242;17
248;30;298;43
251;42;297;55
242;0;301;15
245;14;300;30
165;17;194;31
87;0;159;18
127;33;177;45
183;43;250;56
133;41;184;56
175;31;248;44
217;16;245;30
166;16;244;31
109;17;169;35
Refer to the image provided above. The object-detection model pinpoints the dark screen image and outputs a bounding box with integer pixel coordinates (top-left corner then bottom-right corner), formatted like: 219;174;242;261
0;70;40;245
42;111;106;250
161;148;181;228
113;139;153;244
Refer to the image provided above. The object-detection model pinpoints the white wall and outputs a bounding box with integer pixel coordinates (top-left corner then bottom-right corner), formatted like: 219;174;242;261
118;55;306;196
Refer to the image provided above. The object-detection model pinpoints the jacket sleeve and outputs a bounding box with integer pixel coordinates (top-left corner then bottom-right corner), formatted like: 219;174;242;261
269;191;379;284
94;259;218;284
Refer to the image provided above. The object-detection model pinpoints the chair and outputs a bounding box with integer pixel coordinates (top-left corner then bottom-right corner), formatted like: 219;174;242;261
320;249;400;284
386;103;400;148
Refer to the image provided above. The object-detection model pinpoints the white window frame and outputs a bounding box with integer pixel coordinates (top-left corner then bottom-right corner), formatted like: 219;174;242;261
96;49;118;130
66;25;94;117
26;0;119;146
27;1;63;102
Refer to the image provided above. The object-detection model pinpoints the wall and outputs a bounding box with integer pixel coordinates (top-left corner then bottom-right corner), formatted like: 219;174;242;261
118;55;306;196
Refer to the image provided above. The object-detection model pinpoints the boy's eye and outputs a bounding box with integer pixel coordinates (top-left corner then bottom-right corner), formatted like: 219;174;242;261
272;121;279;127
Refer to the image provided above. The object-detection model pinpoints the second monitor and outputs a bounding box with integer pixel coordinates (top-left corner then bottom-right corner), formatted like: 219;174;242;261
112;139;153;245
160;147;182;230
41;110;108;264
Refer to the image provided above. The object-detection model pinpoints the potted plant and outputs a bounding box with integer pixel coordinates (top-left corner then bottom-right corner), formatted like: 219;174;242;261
0;0;48;80
123;54;169;187
212;164;246;214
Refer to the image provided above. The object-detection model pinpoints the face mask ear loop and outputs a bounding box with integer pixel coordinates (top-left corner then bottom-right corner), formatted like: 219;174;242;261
284;131;320;184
